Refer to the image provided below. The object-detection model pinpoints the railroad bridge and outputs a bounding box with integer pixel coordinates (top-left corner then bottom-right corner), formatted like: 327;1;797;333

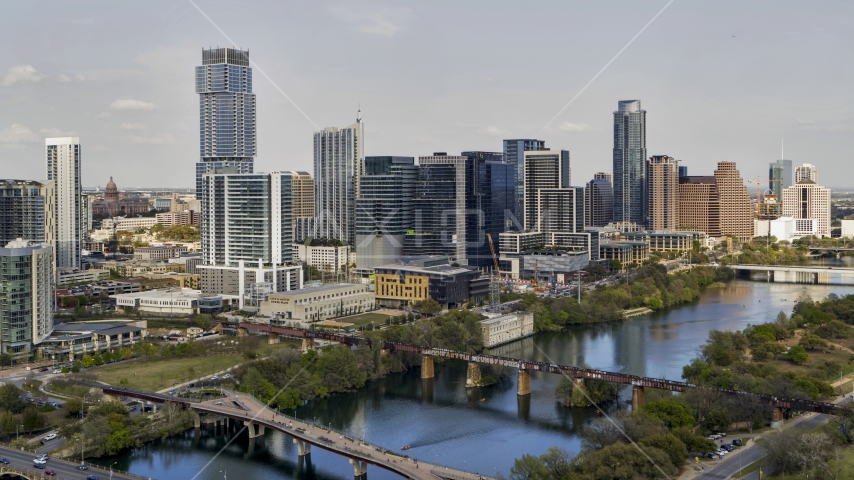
232;321;843;418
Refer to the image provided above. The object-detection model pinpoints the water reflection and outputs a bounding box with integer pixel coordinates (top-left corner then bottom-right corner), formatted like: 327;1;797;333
97;279;854;479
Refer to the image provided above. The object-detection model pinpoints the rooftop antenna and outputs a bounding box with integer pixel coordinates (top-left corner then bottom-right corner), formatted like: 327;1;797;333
356;104;362;123
781;138;784;160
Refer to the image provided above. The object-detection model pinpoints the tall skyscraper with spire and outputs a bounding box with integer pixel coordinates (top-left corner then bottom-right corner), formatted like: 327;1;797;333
313;110;364;244
195;47;256;196
612;100;647;227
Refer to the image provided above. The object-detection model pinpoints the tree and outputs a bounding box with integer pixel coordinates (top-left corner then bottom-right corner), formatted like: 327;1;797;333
102;351;113;363
540;447;572;480
639;432;688;467
93;354;104;366
641;399;695;429
573;441;676;479
789;345;809;364
509;454;549;480
580;414;625;450
22;408;45;432
0;384;25;413
799;334;829;351
64;397;83;416
701;407;731;433
672;427;717;453
0;410;17;437
815;320;853;339
81;355;94;368
414;299;442;315
0;353;12;368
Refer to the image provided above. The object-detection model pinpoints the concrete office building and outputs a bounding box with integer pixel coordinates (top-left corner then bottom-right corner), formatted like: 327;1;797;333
0;180;55;247
769;159;793;200
287;171;314;229
374;256;488;309
314;111;364;244
0;239;53;354
795;163;817;184
480;312;535;348
678;161;753;242
46;137;82;270
195;47;256;196
259;283;374;325
782;180;831;237
585;177;613;228
198;262;303;310
646;155;680;230
200;171;295;266
613;100;647;226
594;172;612;183
503;139;546;229
355;156;417;269
155;210;199;227
294;243;350;273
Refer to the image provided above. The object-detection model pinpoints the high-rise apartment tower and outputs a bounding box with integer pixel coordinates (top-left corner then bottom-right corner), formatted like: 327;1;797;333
613;100;647;226
646;155;680;230
45;137;81;270
195;47;256;196
503;139;546;230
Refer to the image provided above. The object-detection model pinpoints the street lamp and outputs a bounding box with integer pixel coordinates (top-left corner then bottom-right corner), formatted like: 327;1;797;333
15;424;23;442
220;470;227;480
110;461;117;479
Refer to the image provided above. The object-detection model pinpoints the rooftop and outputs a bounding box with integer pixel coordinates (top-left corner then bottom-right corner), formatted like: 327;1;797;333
270;283;367;297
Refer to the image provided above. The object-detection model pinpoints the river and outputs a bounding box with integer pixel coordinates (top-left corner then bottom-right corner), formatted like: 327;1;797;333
95;268;854;479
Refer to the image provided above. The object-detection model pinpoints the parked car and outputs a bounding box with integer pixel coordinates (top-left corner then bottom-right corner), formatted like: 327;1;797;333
38;367;48;372
211;375;219;380
732;439;743;446
168;390;177;395
706;453;719;459
188;383;195;388
721;444;734;452
716;432;727;437
221;374;231;379
52;369;62;374
143;405;153;412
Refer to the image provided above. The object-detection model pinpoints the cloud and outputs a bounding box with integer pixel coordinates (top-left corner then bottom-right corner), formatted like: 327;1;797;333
478;125;505;136
329;5;411;36
75;74;85;82
0;124;38;144
129;133;174;144
58;74;71;82
120;123;148;131
1;65;47;86
110;99;156;111
40;127;77;137
97;112;112;118
558;122;594;132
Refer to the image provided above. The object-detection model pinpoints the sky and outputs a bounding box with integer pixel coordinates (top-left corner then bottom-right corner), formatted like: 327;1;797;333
1;0;853;190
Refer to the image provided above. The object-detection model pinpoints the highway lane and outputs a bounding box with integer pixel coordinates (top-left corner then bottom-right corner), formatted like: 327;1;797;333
0;445;141;480
697;397;852;479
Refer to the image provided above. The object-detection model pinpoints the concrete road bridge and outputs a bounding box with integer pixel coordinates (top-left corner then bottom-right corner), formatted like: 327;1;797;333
731;264;854;275
230;322;845;419
67;380;488;480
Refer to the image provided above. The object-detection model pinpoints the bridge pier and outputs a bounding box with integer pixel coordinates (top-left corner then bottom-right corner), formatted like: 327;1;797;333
771;407;784;428
293;438;311;456
421;377;434;403
349;458;367;477
247;422;266;439
421;355;434;379
465;361;481;387
268;332;280;345
193;411;201;429
517;369;531;396
301;338;315;352
631;386;646;410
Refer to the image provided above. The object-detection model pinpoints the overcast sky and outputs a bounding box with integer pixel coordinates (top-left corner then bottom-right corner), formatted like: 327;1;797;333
1;0;852;190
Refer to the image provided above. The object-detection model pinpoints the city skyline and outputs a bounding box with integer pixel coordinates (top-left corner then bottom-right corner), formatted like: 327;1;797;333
1;1;852;188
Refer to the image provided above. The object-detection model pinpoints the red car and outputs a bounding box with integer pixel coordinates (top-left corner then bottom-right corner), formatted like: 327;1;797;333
45;470;56;476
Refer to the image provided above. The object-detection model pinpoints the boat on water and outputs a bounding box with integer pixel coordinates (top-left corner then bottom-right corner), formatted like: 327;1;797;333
401;445;411;451
479;398;486;402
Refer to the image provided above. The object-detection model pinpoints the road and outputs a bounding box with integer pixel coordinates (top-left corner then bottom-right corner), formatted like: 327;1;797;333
0;444;141;479
696;397;852;479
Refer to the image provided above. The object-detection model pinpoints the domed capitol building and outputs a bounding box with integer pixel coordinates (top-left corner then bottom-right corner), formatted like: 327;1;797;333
91;176;151;216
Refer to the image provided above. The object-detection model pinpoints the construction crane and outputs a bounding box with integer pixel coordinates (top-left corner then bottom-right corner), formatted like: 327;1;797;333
531;259;544;293
485;233;501;307
747;177;763;218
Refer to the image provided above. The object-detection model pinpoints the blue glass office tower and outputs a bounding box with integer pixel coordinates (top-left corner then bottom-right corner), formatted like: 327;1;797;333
769;159;792;200
503;139;546;230
195;48;256;196
462;151;512;268
612;100;646;226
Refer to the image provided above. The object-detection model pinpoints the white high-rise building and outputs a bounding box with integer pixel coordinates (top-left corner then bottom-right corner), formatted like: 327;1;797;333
313;111;364;244
0;239;54;353
794;163;817;184
782;180;831;237
201;171;295;267
46;137;81;269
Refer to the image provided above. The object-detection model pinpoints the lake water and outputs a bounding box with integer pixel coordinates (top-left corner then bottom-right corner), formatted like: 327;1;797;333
97;273;854;480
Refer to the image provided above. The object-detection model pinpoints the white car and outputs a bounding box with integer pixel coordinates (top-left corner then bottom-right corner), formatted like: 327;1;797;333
716;449;728;456
52;369;62;374
222;374;231;379
43;433;57;441
210;375;219;380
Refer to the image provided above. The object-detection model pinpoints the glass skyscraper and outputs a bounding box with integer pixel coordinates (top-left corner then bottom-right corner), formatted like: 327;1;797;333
462;151;513;268
195;47;256;196
769;159;792;199
355;156;417;269
612;100;647;226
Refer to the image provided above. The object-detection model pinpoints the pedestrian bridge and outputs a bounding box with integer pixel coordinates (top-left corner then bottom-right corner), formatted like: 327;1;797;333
732;264;854;275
